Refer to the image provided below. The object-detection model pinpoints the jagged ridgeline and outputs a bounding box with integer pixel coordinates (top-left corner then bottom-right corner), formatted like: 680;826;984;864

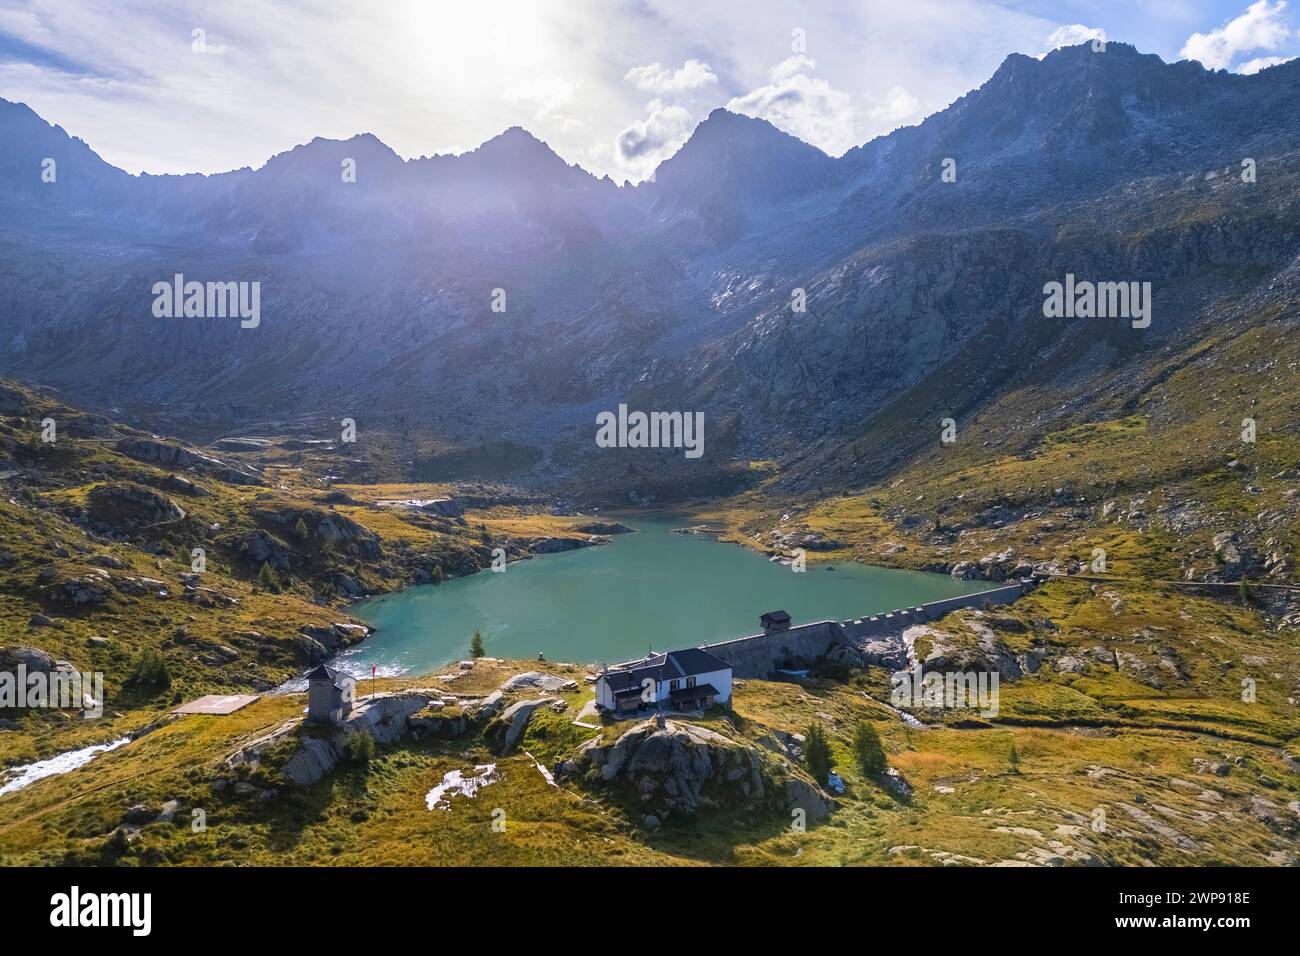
2;42;1299;501
3;38;1300;871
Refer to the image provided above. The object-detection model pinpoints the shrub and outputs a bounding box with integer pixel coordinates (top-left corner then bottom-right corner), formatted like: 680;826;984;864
344;731;375;765
853;720;887;775
257;561;281;593
804;722;834;785
127;647;170;690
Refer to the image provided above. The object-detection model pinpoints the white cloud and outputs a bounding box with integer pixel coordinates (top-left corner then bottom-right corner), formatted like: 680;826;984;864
504;72;578;124
725;55;857;156
1044;24;1106;52
1235;53;1296;71
0;0;1135;181
1180;0;1293;71
624;58;717;94
614;98;695;180
864;85;923;137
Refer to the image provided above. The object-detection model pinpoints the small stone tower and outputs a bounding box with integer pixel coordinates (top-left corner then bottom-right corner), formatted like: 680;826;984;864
306;664;355;725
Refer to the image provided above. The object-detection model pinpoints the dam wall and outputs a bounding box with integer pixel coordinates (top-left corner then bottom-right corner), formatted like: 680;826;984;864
837;581;1031;641
700;580;1035;678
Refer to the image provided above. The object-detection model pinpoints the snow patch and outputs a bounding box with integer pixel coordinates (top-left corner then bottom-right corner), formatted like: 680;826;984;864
425;763;499;810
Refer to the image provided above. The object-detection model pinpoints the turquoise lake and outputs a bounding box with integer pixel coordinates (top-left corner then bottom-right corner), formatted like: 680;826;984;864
344;513;991;677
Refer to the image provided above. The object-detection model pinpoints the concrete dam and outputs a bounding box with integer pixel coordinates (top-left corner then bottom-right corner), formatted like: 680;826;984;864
699;580;1036;679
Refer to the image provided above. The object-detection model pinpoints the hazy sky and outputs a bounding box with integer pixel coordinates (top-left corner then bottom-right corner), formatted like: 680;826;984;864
1;1;1297;182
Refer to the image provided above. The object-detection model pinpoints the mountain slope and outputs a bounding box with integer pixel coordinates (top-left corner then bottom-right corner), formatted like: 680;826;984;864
1;42;1299;505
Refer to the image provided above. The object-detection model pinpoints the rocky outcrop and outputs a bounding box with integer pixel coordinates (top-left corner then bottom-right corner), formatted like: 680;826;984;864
223;528;292;573
568;719;832;824
1204;531;1267;582
526;536;592;554
86;482;185;531
489;697;560;754
159;474;212;497
278;736;339;788
227;691;441;787
408;706;469;739
905;615;1024;679
51;571;113;607
498;671;578;693
297;622;371;655
211;438;273;452
252;505;381;560
345;692;439;745
574;521;634;535
0;382;30;415
115;436;262;486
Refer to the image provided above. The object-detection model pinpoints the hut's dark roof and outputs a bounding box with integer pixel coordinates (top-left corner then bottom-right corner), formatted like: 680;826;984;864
600;648;731;691
305;664;355;689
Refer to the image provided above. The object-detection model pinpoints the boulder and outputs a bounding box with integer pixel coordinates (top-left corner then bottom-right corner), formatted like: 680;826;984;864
122;804;155;824
54;573;113;607
0;645;57;674
292;634;329;664
786;777;835;822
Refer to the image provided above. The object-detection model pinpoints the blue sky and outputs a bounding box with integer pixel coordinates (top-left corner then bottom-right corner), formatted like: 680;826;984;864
0;1;1296;182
